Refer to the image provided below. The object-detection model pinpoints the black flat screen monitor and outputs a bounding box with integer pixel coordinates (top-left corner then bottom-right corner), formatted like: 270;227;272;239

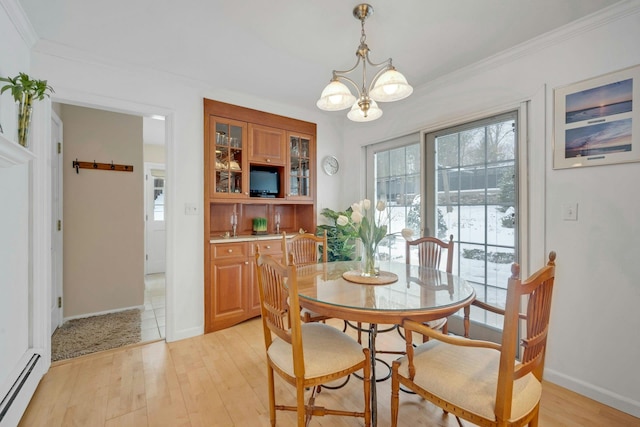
250;169;279;197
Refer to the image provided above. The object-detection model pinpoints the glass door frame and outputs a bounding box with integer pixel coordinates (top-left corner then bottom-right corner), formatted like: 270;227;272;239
422;105;529;339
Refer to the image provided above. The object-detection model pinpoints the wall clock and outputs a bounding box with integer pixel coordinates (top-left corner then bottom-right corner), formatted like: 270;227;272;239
322;155;339;175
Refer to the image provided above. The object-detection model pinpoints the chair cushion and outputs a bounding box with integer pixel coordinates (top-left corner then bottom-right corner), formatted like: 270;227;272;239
268;323;365;379
424;317;446;330
395;340;541;422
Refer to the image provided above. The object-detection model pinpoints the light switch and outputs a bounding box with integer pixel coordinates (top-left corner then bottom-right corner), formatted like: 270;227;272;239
185;203;198;215
562;203;578;221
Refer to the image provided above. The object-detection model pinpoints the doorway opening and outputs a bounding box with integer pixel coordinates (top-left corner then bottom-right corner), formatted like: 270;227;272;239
50;104;168;360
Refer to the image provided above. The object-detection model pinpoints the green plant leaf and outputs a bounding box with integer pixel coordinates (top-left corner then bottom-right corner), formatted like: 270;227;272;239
0;72;54;104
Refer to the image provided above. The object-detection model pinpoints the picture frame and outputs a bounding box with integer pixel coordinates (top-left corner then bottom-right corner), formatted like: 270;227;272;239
553;65;640;169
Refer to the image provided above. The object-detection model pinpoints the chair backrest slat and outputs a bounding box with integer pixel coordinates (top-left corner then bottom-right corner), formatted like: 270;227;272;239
406;234;454;273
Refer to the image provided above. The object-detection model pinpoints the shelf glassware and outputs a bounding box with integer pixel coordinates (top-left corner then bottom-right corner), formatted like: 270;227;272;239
230;211;238;237
214;122;244;195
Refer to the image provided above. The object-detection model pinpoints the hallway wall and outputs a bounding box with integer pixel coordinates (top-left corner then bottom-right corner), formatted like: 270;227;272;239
61;104;144;318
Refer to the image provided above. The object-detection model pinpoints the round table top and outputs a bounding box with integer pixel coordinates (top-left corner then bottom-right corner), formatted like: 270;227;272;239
295;260;476;324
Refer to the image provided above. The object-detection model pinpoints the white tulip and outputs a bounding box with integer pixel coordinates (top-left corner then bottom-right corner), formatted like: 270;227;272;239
336;215;349;226
401;228;414;240
376;200;386;211
351;210;363;224
363;199;371;210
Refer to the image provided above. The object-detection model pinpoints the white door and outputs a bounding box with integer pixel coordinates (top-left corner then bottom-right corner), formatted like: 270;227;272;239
51;111;63;334
145;163;166;274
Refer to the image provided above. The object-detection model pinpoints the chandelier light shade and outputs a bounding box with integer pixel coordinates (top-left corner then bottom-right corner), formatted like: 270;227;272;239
369;69;413;102
347;97;382;122
316;3;413;122
316;80;356;111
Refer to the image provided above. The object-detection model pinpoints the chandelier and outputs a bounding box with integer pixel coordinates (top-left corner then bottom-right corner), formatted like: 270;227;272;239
316;3;413;122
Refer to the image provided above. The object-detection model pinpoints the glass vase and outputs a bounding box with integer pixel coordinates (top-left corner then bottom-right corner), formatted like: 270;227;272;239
17;101;33;148
359;239;379;277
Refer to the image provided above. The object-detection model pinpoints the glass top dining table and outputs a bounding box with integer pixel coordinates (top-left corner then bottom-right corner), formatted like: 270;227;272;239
294;260;476;427
295;260;475;325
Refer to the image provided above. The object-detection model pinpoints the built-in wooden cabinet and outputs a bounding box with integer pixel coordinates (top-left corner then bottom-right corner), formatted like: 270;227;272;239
204;99;317;332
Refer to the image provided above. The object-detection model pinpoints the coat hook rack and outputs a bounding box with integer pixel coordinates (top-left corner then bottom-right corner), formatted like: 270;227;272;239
72;159;134;174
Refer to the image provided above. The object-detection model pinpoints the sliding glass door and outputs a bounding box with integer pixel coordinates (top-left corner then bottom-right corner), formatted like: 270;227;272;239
366;111;520;330
425;111;518;328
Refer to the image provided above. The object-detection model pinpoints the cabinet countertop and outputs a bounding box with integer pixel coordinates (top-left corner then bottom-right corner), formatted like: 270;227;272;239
209;233;297;244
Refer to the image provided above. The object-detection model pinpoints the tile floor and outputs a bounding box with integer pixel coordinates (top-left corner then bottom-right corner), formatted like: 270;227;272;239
141;273;166;342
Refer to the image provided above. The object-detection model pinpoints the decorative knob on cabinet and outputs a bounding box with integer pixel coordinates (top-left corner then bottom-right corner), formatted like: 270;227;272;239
227;249;233;253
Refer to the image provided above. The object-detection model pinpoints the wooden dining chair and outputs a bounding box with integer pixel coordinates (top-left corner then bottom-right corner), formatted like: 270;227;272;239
283;230;328;265
282;231;333;323
254;250;371;427
405;234;454;335
391;251;557;427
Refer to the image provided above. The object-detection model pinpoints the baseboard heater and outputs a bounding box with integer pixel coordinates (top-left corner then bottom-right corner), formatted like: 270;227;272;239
0;353;40;422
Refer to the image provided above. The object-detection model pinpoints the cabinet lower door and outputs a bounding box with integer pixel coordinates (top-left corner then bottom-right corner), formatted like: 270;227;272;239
209;259;250;331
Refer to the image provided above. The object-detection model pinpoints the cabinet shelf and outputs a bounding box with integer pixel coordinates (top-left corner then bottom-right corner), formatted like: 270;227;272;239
0;132;35;167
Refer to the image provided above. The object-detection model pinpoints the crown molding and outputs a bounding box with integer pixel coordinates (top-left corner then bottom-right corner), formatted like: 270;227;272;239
414;0;640;96
0;0;38;48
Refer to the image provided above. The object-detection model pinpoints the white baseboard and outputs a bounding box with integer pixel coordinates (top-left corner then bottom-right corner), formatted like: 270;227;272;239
62;305;145;323
0;350;47;427
544;368;640;418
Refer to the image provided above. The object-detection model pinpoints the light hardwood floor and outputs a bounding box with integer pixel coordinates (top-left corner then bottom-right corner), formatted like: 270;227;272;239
20;317;640;427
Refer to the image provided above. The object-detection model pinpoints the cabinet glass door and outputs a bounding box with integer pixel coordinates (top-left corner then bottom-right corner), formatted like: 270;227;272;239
214;120;245;196
288;135;310;198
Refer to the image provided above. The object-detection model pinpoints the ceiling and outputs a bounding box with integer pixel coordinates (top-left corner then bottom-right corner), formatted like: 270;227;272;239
19;0;621;117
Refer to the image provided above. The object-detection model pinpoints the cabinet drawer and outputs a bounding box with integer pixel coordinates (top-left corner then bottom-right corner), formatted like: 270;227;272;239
252;240;283;257
211;242;247;260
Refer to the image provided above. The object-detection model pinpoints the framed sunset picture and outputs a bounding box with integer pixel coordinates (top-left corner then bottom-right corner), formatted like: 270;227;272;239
553;65;640;169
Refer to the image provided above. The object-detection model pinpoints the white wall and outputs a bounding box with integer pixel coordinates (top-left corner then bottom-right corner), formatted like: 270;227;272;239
0;2;31;398
340;2;640;417
0;1;51;424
